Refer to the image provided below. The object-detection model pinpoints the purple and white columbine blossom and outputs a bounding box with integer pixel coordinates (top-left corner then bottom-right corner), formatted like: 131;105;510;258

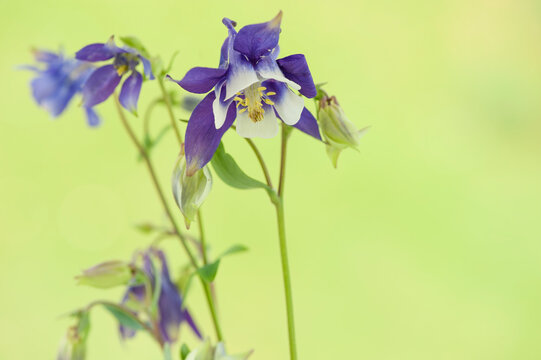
75;36;154;114
23;49;100;126
120;249;201;343
168;12;321;175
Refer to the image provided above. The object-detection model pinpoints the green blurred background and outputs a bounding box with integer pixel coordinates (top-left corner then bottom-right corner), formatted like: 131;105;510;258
2;0;541;359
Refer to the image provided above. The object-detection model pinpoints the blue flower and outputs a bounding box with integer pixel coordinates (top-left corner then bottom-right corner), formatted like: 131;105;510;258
168;12;321;175
75;36;154;115
119;249;201;343
24;49;100;126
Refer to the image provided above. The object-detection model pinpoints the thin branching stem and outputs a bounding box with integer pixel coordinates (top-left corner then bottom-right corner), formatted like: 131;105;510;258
113;94;223;341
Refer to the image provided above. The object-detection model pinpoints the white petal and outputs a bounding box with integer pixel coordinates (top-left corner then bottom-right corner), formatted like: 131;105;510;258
236;108;279;139
272;87;305;125
256;57;300;90
225;53;259;100
213;82;233;129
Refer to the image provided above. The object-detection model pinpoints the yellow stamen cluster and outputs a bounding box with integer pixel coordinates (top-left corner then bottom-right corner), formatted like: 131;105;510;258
116;65;129;76
234;82;277;123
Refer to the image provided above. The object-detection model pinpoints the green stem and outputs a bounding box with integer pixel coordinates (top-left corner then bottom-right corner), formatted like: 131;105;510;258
113;94;223;342
157;77;183;145
197;210;209;266
275;123;297;360
245;138;273;188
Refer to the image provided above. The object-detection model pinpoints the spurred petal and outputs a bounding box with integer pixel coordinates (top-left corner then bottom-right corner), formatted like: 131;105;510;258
31;74;74;116
182;309;202;339
233;11;283;62
119;71;143;114
82;64;121;107
277;54;316;98
236;103;279;138
33;49;61;63
185;92;236;174
293;108;321;140
255;56;300;90
264;81;304;125
156;254;184;342
224;51;259;100
84;107;101;127
76;43;117;62
138;55;155;80
219;18;238;68
169;67;227;94
212;80;234;129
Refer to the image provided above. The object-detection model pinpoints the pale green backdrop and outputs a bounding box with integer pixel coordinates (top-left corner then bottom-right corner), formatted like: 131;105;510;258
1;0;541;359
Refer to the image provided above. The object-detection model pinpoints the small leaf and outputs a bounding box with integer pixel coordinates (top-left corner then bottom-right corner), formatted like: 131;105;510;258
220;244;248;258
102;304;144;331
211;143;275;202
180;344;191;360
120;36;150;58
197;260;220;283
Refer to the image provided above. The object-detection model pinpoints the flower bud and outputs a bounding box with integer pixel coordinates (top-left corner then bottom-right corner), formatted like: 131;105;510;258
185;340;252;360
76;260;133;289
318;95;368;168
57;312;90;360
172;149;212;229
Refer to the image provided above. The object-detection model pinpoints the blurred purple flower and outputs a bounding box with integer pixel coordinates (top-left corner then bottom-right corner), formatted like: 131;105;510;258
23;49;100;126
76;36;154;115
119;249;201;343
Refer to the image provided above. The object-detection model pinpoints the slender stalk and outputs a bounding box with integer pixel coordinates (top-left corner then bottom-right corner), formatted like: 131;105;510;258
274;123;297;360
143;97;163;136
278;124;290;197
245;138;273;188
197;209;209;266
157;77;183;145
113;94;223;341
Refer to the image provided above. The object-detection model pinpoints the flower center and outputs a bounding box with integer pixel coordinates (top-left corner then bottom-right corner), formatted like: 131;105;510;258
233;82;276;123
113;53;139;76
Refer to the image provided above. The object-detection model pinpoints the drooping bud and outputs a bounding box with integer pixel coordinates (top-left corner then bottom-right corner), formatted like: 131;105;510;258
317;95;368;168
185;340;252;360
56;311;90;360
172;146;212;229
76;260;133;289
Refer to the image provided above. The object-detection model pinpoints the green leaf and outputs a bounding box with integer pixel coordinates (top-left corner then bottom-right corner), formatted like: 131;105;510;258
102;304;144;331
211;143;275;201
197;259;221;283
180;344;191;360
120;36;150;58
220;244;249;258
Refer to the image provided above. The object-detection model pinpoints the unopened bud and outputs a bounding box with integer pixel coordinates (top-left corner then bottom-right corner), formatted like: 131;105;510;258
185;340;252;360
318;95;368;168
171;149;212;229
76;260;133;289
57;311;90;360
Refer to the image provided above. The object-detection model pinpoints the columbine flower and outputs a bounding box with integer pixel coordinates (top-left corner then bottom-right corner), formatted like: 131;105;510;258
119;249;201;343
318;94;369;167
168;12;321;175
23;49;100;126
75;36;154;115
172;146;213;228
